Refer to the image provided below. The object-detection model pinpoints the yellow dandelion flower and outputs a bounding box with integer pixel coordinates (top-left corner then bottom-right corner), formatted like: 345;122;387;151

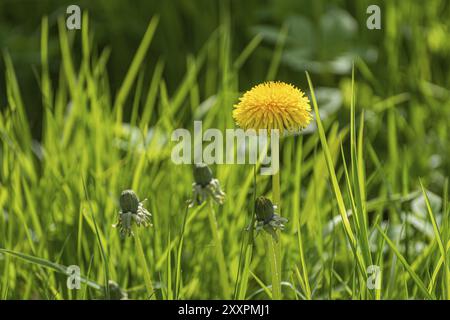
233;81;312;134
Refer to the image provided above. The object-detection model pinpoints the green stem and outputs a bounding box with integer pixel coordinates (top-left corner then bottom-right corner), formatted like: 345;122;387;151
132;224;155;299
266;233;281;299
272;171;281;208
175;204;189;299
207;199;230;298
235;164;257;299
270;170;282;299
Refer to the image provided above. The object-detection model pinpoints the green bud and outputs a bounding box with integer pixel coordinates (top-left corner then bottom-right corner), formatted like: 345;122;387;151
120;189;139;213
108;280;128;300
255;196;274;223
193;163;213;186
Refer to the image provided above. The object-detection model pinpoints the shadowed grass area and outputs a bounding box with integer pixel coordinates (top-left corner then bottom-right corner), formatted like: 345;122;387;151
0;1;449;299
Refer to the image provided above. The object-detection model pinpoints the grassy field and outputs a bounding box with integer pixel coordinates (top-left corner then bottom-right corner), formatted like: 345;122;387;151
0;1;449;300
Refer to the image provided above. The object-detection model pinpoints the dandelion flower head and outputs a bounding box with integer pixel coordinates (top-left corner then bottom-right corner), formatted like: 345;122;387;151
233;81;312;134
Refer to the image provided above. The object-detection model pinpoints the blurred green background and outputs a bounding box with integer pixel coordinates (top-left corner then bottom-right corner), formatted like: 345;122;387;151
1;0;450;299
0;0;417;133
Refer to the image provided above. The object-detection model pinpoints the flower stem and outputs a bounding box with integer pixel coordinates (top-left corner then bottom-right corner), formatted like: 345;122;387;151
235;164;257;299
266;233;281;299
270;170;282;299
207;199;230;297
132;224;155;299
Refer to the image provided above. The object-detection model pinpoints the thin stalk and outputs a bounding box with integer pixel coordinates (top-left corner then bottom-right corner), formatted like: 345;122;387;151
235;164;257;299
207;199;230;297
132;225;155;299
272;171;281;208
270;170;282;299
175;204;189;299
266;233;281;299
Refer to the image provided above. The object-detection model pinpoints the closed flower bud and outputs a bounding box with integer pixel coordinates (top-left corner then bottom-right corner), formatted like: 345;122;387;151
108;280;128;300
254;196;287;242
255;196;275;223
193;163;213;187
120;189;139;213
114;189;152;237
190;163;225;207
